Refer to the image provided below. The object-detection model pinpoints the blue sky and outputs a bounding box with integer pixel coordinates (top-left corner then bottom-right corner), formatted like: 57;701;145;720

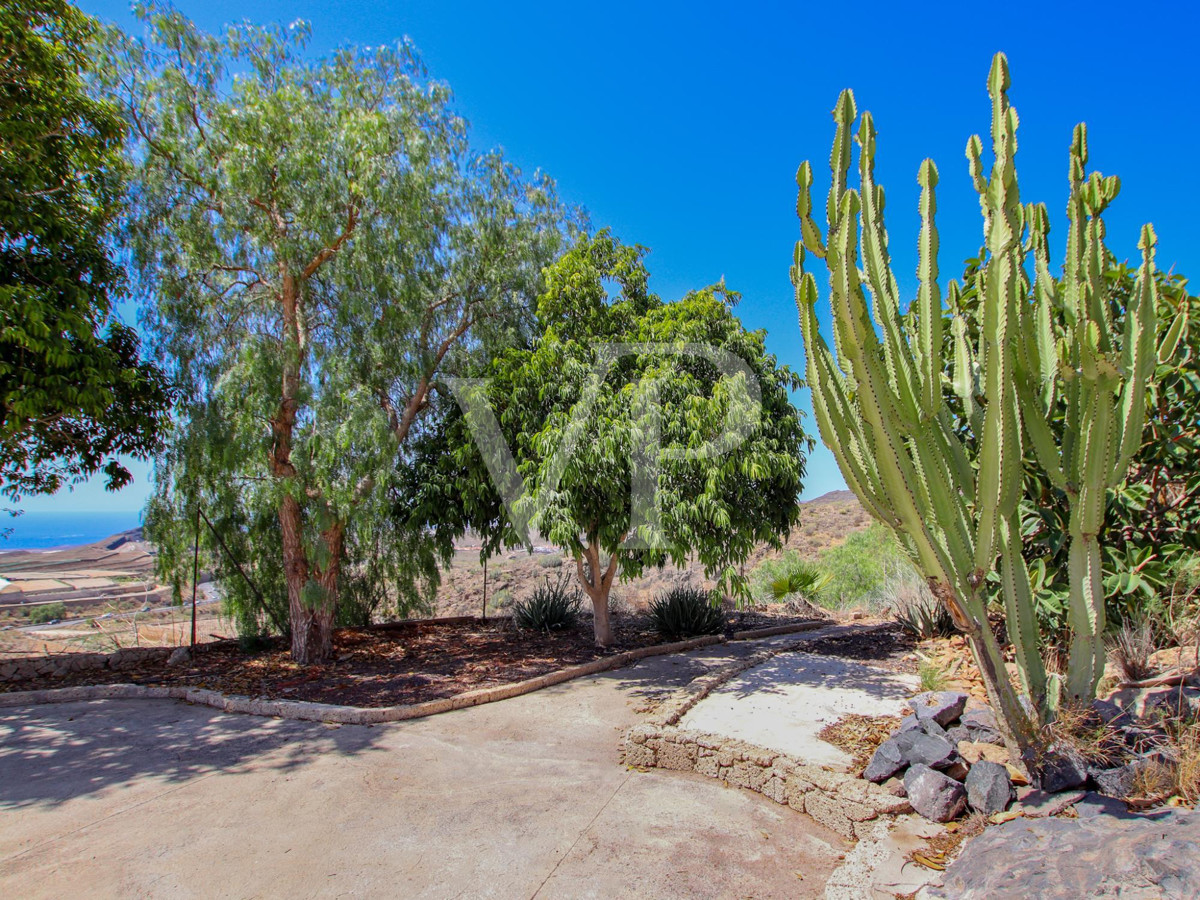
36;0;1200;513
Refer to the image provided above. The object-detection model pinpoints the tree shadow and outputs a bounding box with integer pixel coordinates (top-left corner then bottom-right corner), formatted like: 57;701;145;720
0;699;386;809
713;652;915;702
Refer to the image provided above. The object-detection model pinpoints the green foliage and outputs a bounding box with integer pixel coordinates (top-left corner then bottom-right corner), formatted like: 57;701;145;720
106;5;571;659
917;659;951;693
0;0;171;504
817;526;906;609
649;586;725;639
28;602;65;625
751;551;829;605
427;231;812;644
513;571;581;631
792;53;1178;750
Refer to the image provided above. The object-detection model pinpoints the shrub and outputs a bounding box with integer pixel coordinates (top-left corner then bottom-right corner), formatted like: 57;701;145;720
536;552;564;568
894;593;956;641
751;551;830;606
650;586;725;639
817;524;910;609
28;602;65;625
513;571;581;631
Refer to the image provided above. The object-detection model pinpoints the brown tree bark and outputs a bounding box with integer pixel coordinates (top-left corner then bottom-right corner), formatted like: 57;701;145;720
575;540;621;647
288;520;343;665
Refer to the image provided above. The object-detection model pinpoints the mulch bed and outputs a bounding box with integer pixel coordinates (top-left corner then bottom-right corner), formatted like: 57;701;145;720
0;610;819;708
801;622;918;674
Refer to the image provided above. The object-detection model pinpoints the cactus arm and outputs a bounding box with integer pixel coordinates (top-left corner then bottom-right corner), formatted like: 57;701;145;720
1111;225;1158;481
1000;515;1049;719
1157;284;1187;364
827;90;856;232
795;162;827;259
973;54;1025;571
857;115;923;426
917;159;944;418
796;271;892;523
1065;520;1106;701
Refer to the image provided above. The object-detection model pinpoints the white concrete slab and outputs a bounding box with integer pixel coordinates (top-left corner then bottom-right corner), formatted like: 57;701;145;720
680;651;918;769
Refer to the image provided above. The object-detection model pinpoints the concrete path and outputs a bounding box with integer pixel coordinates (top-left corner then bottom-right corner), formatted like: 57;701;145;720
0;640;849;899
681;651;917;769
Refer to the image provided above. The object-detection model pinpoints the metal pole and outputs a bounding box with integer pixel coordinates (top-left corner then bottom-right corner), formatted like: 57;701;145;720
190;505;201;649
481;554;487;621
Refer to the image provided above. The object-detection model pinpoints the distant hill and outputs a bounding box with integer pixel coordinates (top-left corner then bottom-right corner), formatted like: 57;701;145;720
805;489;858;505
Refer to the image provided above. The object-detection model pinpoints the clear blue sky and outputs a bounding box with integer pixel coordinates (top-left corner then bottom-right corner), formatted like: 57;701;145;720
37;0;1200;513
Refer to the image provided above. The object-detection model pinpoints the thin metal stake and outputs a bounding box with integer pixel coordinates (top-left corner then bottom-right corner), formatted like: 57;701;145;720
191;505;201;649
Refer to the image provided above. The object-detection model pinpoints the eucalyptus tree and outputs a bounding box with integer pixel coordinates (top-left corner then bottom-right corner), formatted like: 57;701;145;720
106;4;570;662
426;232;812;645
1;0;170;506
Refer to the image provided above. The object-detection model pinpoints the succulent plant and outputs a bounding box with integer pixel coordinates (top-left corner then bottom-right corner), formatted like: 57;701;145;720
792;53;1174;754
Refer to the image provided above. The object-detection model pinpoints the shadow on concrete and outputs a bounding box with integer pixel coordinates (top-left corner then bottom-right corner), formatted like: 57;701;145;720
0;699;384;809
715;652;912;702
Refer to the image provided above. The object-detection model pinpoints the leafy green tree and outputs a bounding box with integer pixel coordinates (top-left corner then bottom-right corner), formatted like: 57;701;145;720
0;0;170;505
106;4;570;662
424;232;812;645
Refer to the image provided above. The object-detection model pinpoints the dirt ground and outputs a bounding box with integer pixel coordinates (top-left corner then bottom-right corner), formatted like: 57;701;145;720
435;491;873;617
0;608;824;707
0;492;872;660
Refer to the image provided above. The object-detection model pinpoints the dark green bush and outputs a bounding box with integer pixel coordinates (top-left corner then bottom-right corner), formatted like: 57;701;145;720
514;571;582;631
650;586;725;638
28;602;65;625
894;594;956;640
751;551;830;606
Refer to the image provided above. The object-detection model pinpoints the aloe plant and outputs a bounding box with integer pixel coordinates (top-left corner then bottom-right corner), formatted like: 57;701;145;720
792;53;1169;754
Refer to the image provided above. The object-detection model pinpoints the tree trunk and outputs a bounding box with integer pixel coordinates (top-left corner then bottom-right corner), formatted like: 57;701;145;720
273;268;338;666
576;542;620;647
289;520;343;665
930;578;1040;764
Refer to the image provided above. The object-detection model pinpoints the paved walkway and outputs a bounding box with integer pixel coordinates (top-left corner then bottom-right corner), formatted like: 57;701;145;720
0;639;848;899
681;651;916;768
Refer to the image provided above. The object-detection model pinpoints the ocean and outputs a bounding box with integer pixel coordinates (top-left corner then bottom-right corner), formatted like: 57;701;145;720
0;511;144;550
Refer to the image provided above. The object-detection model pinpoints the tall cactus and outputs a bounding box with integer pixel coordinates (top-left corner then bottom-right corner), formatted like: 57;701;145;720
793;53;1162;754
1017;129;1159;704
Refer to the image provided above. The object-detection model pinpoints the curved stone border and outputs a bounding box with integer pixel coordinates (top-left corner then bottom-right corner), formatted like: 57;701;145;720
0;633;733;724
0;619;831;725
624;726;912;840
622;622;910;841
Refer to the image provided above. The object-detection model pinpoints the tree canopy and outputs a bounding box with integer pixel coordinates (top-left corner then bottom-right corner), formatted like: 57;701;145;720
106;3;573;661
0;0;170;505
421;231;812;644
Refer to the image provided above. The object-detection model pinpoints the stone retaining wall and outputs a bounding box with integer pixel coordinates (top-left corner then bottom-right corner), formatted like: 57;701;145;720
623;726;912;840
0;646;173;682
621;622;911;840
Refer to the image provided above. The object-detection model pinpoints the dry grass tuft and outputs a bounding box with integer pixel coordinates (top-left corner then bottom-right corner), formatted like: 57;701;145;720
1047;701;1127;768
1107;617;1160;683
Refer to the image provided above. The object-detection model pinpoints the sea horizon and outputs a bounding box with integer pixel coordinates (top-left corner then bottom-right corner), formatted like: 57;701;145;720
0;510;145;551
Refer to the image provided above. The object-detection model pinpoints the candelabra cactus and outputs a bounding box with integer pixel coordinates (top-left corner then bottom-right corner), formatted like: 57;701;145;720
792;53;1165;754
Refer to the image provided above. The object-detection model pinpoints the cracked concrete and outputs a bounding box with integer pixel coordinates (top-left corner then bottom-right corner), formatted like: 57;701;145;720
1;640;849;898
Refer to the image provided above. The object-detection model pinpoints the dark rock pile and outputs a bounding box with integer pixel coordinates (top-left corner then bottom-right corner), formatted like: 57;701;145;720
865;691;1014;822
863;687;1194;823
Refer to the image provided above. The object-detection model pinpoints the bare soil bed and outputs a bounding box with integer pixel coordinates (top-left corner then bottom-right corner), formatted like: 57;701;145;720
801;621;918;674
0;610;821;707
